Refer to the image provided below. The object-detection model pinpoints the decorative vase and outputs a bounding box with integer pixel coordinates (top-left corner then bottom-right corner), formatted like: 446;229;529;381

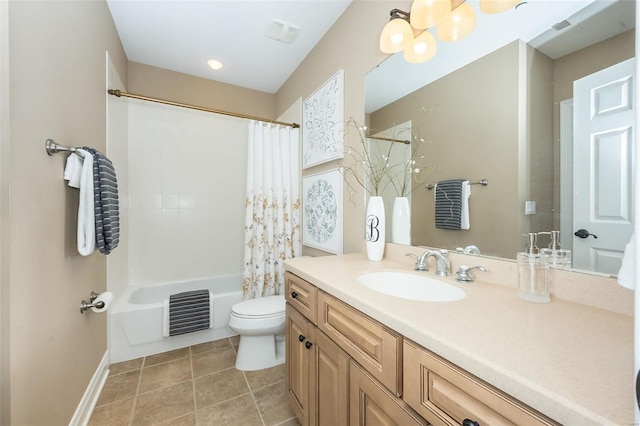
366;196;385;261
391;197;411;245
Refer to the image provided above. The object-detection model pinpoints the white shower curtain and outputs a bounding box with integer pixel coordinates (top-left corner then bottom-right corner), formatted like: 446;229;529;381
242;120;301;299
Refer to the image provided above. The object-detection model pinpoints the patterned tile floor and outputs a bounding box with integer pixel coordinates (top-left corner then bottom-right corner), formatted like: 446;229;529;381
88;336;300;426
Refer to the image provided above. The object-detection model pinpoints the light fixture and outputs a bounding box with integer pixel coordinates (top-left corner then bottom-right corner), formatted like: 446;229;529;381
410;0;452;30
206;59;224;71
479;0;520;14
380;0;518;64
436;2;476;42
404;30;437;63
379;9;414;54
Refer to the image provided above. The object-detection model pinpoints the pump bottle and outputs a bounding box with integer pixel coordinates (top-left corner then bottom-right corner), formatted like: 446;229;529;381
517;233;550;303
539;230;572;270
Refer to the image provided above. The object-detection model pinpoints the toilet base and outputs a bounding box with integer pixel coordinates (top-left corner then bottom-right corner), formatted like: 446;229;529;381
235;334;285;371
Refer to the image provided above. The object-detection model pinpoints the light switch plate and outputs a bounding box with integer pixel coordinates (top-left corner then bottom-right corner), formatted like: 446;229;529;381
525;201;536;215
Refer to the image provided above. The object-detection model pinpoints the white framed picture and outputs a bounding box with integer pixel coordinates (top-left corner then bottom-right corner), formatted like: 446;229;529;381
302;69;344;169
302;168;343;254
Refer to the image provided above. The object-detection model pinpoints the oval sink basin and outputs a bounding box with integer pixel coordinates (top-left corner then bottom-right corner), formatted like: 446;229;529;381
356;272;466;302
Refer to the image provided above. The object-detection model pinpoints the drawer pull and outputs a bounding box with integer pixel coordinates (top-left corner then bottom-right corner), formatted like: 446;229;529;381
305;341;313;349
291;291;299;298
463;420;479;426
299;334;306;342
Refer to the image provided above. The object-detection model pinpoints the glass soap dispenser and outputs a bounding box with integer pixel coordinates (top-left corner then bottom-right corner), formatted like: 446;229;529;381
517;233;550;303
539;230;572;270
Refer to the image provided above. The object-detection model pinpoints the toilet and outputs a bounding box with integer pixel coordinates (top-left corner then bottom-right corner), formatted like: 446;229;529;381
228;295;286;371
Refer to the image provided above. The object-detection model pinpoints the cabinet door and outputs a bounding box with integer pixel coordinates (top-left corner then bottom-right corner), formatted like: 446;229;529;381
312;329;349;426
350;362;427;426
287;304;313;425
403;340;557;426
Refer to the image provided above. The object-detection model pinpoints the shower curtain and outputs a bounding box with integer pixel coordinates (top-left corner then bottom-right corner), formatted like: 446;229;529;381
242;120;301;298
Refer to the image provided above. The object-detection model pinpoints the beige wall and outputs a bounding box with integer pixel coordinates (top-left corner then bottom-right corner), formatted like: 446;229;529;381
369;42;521;258
0;0;10;423
127;61;277;121
276;1;397;255
7;1;127;424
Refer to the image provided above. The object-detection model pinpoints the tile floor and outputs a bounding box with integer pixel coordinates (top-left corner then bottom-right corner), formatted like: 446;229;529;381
88;336;300;426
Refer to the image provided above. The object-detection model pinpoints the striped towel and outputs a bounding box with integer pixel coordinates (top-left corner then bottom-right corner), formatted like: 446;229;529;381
434;179;470;230
83;147;120;254
165;290;212;337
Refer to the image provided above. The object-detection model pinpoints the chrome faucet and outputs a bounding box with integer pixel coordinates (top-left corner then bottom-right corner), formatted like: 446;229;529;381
406;250;450;276
455;265;488;282
425;250;451;276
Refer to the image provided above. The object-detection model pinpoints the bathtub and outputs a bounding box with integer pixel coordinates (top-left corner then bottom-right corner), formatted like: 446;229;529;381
110;274;244;363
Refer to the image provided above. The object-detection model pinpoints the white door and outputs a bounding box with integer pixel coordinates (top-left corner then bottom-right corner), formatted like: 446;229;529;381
573;57;635;275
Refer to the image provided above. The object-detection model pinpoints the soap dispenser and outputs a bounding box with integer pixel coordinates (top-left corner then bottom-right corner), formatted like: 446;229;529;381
539;230;572;270
517;233;550;303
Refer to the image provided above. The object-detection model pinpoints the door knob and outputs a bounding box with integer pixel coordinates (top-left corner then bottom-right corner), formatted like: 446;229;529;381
574;229;598;239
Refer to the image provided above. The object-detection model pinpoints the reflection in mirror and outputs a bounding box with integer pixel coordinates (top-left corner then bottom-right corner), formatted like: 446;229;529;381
365;0;635;276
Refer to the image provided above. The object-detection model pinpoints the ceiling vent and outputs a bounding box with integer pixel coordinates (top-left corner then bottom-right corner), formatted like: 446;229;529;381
552;20;571;31
266;19;300;44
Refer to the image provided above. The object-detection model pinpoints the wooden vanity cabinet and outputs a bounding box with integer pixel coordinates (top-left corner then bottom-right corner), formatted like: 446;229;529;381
285;273;350;426
403;340;557;426
350;362;427;426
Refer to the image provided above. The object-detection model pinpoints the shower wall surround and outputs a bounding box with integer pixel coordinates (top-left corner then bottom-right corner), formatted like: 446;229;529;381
127;99;248;285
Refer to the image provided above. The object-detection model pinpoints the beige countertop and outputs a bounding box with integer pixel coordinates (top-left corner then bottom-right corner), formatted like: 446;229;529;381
284;252;634;425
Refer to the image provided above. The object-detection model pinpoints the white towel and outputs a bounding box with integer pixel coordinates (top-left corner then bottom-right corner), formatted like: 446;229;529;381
63;152;83;188
66;149;96;256
461;181;470;230
617;231;635;289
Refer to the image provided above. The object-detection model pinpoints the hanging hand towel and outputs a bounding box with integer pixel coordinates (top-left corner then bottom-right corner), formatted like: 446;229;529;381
64;149;96;256
83;147;120;255
434;179;470;230
617;231;635;289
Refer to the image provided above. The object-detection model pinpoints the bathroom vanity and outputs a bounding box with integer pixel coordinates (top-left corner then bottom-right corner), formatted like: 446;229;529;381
283;248;633;425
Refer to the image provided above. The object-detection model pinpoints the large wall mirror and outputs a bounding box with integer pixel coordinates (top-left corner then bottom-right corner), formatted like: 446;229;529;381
365;0;635;276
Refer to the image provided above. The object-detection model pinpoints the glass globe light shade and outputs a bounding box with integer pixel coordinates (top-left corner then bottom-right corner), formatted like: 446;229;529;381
404;31;437;63
480;0;520;14
410;0;452;30
380;17;414;53
436;2;476;42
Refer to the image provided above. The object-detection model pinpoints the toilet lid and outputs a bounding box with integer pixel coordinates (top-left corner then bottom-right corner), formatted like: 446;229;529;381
232;295;285;318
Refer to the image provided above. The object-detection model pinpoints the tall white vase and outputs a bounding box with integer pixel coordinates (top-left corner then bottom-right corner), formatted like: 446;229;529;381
391;197;411;245
366;196;385;261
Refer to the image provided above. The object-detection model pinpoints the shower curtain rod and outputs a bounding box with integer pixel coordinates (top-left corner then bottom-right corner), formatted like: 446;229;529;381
107;89;300;129
367;135;410;145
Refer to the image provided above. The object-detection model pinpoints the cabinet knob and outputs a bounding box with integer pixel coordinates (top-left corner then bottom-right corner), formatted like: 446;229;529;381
298;335;305;342
291;291;299;298
462;420;479;426
305;341;313;349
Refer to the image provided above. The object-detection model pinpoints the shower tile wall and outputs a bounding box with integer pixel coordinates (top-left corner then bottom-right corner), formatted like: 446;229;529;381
127;99;249;285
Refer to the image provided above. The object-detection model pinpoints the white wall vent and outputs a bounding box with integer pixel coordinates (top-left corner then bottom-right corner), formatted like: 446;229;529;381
265;19;300;44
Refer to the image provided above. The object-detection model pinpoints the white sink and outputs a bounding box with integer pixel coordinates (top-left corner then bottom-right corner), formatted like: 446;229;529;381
356;271;466;302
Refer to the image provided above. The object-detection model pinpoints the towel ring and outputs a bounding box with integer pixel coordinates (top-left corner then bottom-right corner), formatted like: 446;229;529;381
426;179;488;190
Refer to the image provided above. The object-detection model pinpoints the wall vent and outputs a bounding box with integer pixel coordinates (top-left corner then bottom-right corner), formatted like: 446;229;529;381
266;19;300;44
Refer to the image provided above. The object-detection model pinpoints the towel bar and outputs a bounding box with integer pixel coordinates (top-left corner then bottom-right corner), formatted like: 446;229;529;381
45;139;78;156
426;179;488;190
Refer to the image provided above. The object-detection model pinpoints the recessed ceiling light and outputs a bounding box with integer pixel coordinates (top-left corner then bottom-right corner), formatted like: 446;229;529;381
206;59;224;70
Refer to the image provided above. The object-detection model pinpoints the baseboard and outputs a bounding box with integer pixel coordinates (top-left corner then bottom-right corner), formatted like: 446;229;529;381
69;350;110;426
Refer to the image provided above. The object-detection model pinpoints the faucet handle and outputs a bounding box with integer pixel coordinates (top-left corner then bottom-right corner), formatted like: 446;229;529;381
406;253;428;271
455;265;488;282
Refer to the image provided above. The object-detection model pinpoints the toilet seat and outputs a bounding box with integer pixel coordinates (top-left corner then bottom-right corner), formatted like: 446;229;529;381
231;295;285;319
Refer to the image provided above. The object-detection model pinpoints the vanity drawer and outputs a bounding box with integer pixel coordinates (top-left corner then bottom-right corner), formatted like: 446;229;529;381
285;272;317;324
317;290;402;396
403;340;557;426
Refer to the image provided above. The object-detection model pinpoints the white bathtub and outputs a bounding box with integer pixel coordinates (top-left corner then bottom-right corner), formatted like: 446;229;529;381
109;274;243;363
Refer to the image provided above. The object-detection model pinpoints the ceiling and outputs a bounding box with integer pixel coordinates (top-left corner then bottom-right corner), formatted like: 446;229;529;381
106;0;353;94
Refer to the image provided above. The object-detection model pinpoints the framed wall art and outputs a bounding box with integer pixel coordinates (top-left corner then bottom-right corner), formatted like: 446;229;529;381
302;168;343;254
302;69;344;169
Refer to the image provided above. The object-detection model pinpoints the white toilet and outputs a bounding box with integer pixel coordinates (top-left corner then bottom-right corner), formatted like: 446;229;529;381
228;295;286;371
